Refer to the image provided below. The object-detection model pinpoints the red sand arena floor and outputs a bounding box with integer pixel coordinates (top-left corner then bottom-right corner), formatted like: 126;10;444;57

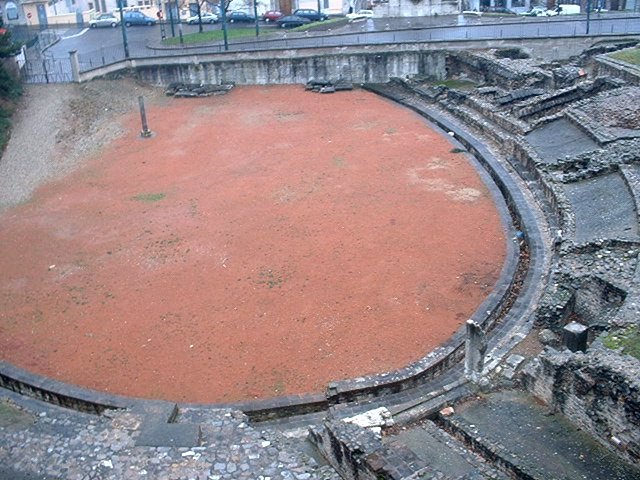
0;86;506;403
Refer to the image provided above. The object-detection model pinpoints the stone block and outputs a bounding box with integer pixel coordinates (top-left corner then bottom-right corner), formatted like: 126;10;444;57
563;321;588;352
135;421;201;447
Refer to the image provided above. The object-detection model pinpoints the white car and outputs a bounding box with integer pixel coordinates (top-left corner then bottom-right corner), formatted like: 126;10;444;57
185;12;219;24
346;9;375;20
89;13;120;28
546;4;581;15
519;7;547;16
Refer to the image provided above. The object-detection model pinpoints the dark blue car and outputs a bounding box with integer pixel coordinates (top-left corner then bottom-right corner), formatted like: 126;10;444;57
275;15;311;28
226;11;256;23
123;11;157;26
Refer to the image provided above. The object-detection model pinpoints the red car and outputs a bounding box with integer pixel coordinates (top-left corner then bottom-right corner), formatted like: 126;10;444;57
262;10;284;22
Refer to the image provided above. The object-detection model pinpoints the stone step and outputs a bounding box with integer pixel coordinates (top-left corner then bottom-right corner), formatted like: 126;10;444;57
448;90;530;137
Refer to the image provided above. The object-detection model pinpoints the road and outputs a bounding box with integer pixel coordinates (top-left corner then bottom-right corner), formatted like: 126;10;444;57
44;14;640;71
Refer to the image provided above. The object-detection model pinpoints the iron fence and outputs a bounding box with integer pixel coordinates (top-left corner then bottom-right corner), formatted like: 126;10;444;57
21;55;73;83
74;15;640;75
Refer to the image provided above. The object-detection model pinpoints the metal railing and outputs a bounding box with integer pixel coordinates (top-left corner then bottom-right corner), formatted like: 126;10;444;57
67;15;640;74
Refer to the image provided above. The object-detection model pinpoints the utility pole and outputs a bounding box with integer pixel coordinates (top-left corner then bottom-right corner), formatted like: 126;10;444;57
176;0;184;45
157;0;166;40
220;0;229;51
117;0;130;58
196;0;203;33
168;0;176;37
253;0;259;37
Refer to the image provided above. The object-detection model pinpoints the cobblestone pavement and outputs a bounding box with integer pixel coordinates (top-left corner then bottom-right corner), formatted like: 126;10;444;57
0;393;339;480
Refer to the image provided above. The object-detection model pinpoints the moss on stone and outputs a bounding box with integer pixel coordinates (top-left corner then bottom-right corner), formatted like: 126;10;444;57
602;325;640;359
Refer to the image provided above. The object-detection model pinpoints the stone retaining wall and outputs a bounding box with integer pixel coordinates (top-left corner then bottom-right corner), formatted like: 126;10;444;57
130;50;449;86
523;348;640;465
595;54;640;86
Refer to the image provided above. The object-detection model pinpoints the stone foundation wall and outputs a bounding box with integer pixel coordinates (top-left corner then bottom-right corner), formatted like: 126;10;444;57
595;55;640;86
132;50;449;87
309;421;385;480
523;348;640;465
573;276;626;328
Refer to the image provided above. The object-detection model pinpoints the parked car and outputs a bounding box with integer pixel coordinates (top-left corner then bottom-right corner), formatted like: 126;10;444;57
262;10;284;22
292;9;328;21
275;14;311;28
89;13;120;28
346;9;375;20
185;12;219;24
226;11;256;23
519;6;547;16
480;6;516;14
546;4;581;15
123;11;157;26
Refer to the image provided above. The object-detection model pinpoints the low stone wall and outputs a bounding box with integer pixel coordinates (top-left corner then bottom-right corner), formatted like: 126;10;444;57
309;421;386;480
129;49;449;86
523;348;640;465
595;54;640;86
573;275;627;327
309;418;443;480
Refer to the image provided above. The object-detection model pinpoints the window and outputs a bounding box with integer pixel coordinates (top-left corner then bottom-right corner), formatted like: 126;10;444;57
6;2;18;20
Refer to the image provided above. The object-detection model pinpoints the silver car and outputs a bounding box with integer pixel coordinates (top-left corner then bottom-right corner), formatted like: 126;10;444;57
89;13;120;28
186;12;219;24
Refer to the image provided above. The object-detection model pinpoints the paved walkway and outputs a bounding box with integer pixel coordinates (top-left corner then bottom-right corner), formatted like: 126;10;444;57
0;390;339;480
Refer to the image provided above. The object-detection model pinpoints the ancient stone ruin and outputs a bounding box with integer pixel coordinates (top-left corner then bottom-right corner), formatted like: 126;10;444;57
310;42;640;479
2;41;640;479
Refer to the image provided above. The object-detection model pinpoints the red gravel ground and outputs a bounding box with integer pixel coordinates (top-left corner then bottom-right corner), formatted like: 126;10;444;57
0;86;506;403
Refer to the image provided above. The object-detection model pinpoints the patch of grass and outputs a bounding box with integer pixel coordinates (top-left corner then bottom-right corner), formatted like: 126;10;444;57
333;156;347;167
163;17;346;44
132;192;166;202
293;17;346;32
163;27;260;46
256;267;286;289
0;63;22;154
602;325;640;359
610;48;640;66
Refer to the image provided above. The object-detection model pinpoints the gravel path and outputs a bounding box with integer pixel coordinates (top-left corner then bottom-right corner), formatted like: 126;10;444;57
0;79;166;212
